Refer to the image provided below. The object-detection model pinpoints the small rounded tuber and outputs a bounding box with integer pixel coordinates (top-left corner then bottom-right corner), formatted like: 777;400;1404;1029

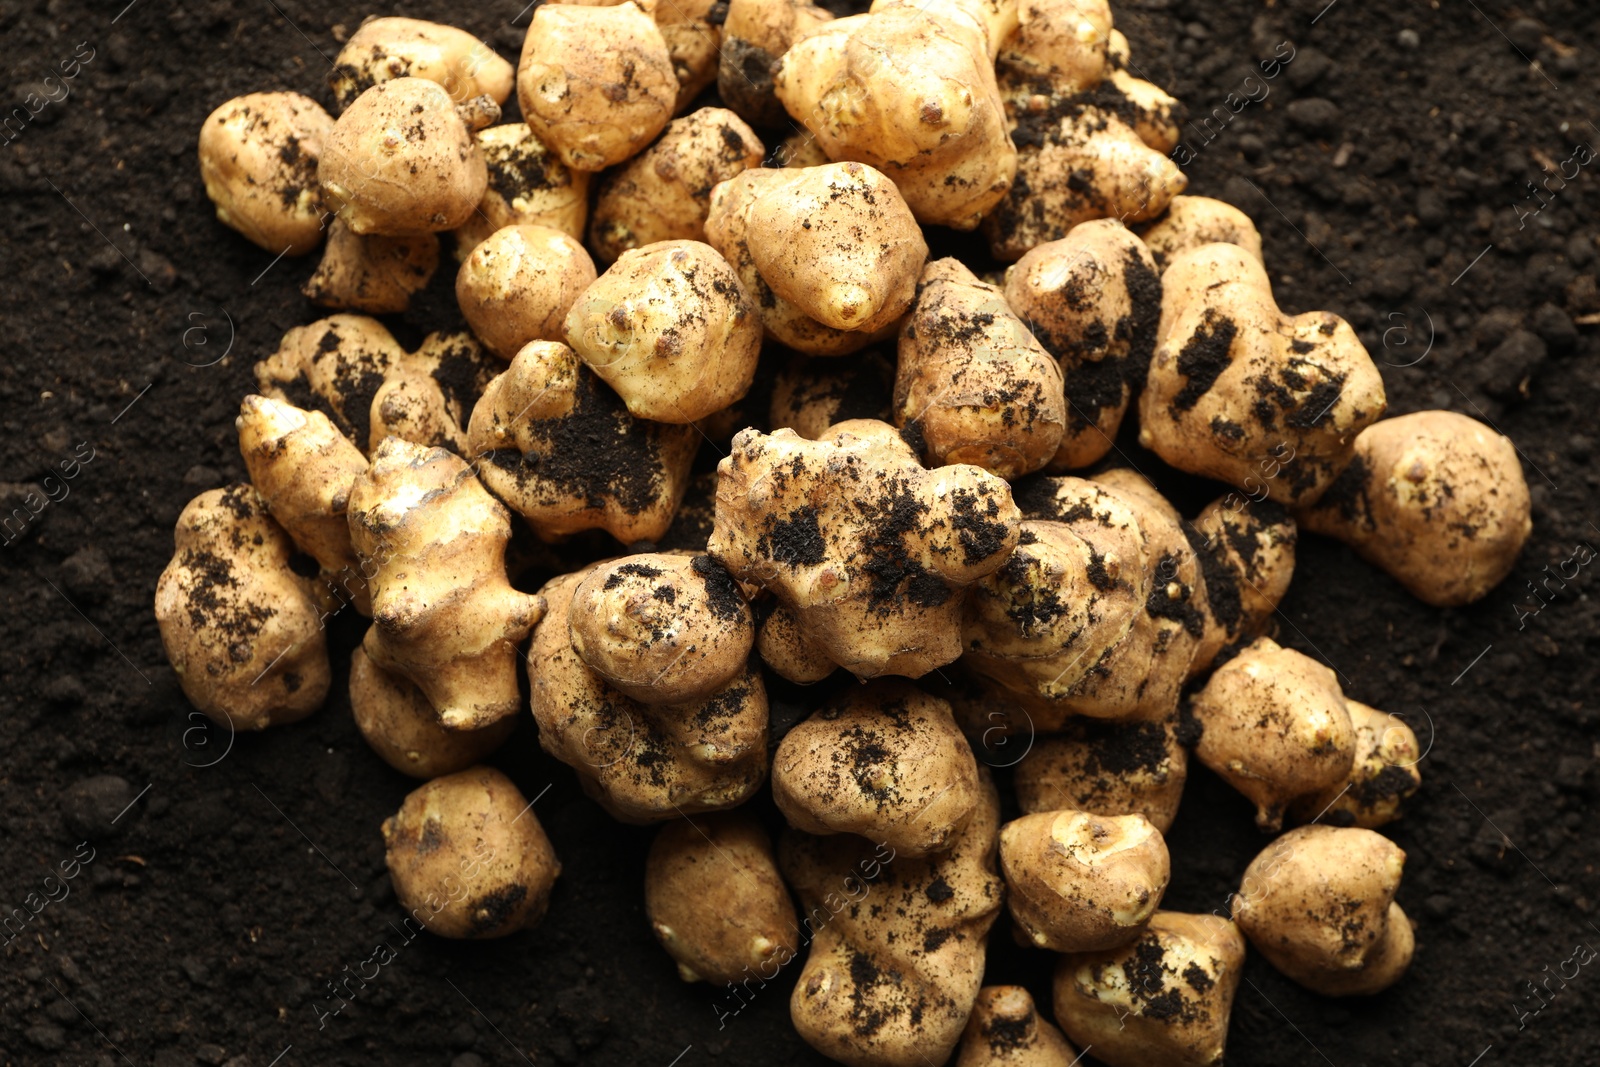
465;340;700;544
772;680;981;856
645;811;799;984
894;257;1066;479
318;78;488;235
1000;809;1170;952
775;7;1017;231
516;2;677;171
588;107;764;265
568;552;755;705
197;91;333;256
456;224;598;360
329;18;513;112
564;239;761;424
154;486;330;731
1053;910;1246;1067
1190;636;1356;832
1231;825;1414;996
382;766;560;938
1294;410;1532;606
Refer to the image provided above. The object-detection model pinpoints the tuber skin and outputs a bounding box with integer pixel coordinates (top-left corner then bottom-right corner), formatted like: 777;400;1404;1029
256;313;496;454
236;395;371;615
965;476;1204;724
870;0;1020;59
1013;717;1187;833
516;2;677;171
774;7;1017;231
588;107;765;265
1139;242;1387;506
453;123;590;257
465;340;699;544
1185;493;1296;677
653;0;723;111
1294;410;1532;607
347;438;546;731
770;351;896;441
955;986;1080;1067
894;257;1067;479
301;217;439;314
1288;699;1421;829
1190;636;1356;832
984;98;1186;262
382;766;560;938
1000;809;1170;952
743;163;927;335
568;552;755;706
564;240;761;424
329;17;513;112
529;564;769;823
772;680;981;857
154;485;330;731
645;811;799;984
197;91;333;256
1137;195;1264;273
755;602;840;685
702;166;910;357
1053;911;1246;1067
318;78;488;236
1231;825;1414;997
1002;220;1162;471
717;0;834;128
254;314;408;451
708;420;1021;679
350;645;514;778
456;224;597;360
782;772;1004;1067
367;331;500;455
994;0;1111;95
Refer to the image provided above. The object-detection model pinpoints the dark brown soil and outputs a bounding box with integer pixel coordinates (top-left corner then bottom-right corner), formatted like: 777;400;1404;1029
2;0;1598;1065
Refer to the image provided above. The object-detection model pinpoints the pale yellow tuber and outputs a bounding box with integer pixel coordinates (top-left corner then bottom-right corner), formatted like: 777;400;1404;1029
1231;825;1414;996
645;811;799;983
894;257;1066;479
708;420;1020;679
465;340;699;543
1138;242;1387;506
347;438;545;731
1000;809;1169;952
154;486;330;731
772;680;981;856
382;766;560;938
1190;636;1356;831
1294;410;1532;606
197;91;333;256
564;239;761;424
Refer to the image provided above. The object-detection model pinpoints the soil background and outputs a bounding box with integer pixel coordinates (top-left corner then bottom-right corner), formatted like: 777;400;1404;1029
2;0;1599;1064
